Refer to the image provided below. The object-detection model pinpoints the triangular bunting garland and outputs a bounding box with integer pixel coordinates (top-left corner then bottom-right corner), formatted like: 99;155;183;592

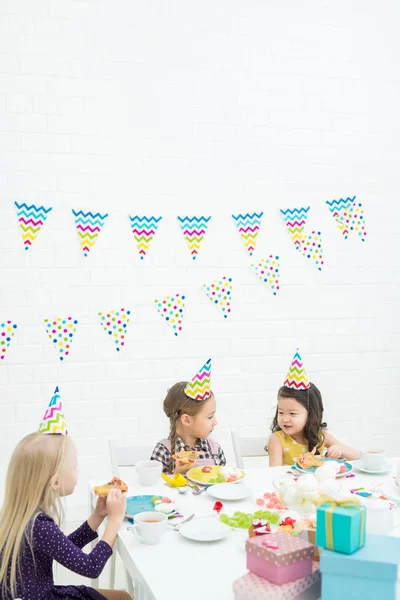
154;293;185;337
280;206;310;246
98;308;131;352
232;212;263;256
1;320;18;361
39;386;68;434
326;197;367;242
202;276;232;318
72;209;108;257
44;317;78;361
250;256;280;295
184;358;212;401
297;231;324;271
129;215;162;259
284;350;310;390
177;216;211;260
14;202;52;250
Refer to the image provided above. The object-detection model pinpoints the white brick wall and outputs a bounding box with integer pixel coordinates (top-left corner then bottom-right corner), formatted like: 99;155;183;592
1;0;400;522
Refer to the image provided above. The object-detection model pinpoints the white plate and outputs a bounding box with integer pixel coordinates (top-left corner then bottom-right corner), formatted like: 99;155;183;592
179;518;231;542
353;460;393;475
207;483;251;501
381;479;400;504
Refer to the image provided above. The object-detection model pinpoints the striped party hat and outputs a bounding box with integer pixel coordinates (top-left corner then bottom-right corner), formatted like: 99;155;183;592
39;386;68;434
184;359;212;401
283;350;310;390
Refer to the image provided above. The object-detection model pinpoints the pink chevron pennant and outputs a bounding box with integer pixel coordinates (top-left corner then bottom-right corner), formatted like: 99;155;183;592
280;206;309;246
72;209;108;256
177;215;211;260
129;215;162;259
232;212;263;256
14;202;52;250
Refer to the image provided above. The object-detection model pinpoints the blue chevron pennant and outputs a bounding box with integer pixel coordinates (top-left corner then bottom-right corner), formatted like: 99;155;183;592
232;212;263;256
326;196;367;241
177;215;211;259
72;209;108;256
280;206;310;246
129;215;162;259
14;202;53;250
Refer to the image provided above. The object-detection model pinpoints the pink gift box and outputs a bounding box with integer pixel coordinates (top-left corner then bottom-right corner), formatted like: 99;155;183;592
233;562;321;600
246;532;314;585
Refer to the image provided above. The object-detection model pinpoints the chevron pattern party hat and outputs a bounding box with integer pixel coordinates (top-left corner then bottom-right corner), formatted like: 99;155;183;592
39;386;68;434
184;358;212;401
283;350;310;390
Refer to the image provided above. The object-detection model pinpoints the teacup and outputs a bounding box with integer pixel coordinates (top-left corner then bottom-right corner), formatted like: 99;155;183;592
136;460;162;486
360;448;386;472
132;511;167;544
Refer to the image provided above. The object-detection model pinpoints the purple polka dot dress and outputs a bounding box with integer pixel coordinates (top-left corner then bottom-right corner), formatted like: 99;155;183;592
2;513;113;600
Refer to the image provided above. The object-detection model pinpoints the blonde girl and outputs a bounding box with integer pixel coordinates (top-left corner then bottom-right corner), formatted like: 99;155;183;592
0;432;131;600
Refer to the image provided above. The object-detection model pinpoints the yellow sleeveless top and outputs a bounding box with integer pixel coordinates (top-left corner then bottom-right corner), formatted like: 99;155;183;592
275;430;325;466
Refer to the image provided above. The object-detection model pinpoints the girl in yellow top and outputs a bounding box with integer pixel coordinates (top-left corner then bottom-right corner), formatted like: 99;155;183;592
268;351;360;467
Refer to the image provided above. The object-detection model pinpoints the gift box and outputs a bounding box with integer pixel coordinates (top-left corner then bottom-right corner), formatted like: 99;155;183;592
320;535;400;600
296;519;320;561
246;532;314;585
233;562;321;600
316;499;366;554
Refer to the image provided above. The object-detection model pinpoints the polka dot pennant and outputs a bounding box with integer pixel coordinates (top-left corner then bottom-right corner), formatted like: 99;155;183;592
202;276;232;318
44;317;78;361
326;196;367;242
154;293;185;337
250;256;280;295
297;231;324;271
98;308;131;352
0;320;18;362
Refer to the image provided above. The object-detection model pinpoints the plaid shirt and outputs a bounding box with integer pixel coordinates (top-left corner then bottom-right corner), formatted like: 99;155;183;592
150;436;226;473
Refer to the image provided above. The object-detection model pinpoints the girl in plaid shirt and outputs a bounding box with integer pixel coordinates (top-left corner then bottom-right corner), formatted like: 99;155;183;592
150;360;226;474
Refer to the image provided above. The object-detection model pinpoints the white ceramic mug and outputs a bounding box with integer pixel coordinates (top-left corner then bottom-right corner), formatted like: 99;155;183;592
360;448;386;471
366;499;397;535
136;460;162;486
132;511;167;544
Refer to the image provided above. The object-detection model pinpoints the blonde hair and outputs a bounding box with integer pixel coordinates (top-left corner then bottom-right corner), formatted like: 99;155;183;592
0;432;74;599
163;382;213;472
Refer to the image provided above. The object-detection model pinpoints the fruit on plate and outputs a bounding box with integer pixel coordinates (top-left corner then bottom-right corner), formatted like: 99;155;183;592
255;492;287;511
202;466;212;473
219;510;280;531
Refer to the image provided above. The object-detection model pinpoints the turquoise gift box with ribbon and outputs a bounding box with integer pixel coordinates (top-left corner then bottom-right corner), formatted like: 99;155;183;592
320;535;400;600
316;499;366;554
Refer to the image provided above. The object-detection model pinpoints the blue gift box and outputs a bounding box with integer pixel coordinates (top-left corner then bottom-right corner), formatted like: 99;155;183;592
316;501;366;554
320;535;400;600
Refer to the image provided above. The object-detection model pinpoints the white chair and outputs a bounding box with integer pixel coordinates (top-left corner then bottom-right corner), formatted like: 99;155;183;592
231;429;269;469
109;439;155;477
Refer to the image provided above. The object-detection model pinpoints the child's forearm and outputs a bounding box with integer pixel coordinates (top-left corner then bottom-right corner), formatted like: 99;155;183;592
87;510;106;532
101;517;122;548
340;444;361;461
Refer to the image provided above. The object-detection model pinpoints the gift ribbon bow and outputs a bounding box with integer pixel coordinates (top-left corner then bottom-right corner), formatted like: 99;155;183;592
262;540;279;550
317;497;365;551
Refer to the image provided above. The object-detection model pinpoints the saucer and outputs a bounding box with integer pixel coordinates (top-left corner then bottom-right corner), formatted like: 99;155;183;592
179;518;231;542
353;461;393;475
207;483;251;501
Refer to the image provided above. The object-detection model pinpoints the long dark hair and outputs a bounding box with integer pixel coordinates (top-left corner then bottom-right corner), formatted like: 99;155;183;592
270;383;327;453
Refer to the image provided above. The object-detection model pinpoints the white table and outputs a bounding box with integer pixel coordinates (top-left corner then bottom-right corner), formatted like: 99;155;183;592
90;460;400;600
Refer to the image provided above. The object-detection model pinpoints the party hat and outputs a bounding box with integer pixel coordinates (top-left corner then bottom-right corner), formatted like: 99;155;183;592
184;359;212;401
283;350;310;390
39;386;68;434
